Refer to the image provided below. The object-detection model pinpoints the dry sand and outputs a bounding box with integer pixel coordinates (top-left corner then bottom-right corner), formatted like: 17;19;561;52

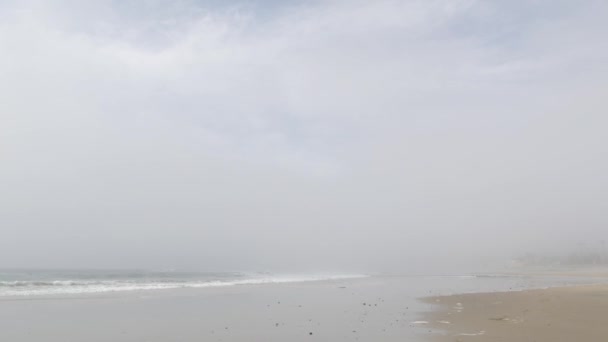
423;284;608;342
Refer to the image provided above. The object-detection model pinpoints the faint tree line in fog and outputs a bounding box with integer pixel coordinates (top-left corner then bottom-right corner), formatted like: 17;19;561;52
516;240;608;267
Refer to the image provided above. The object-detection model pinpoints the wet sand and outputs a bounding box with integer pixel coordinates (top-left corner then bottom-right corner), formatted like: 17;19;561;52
423;284;608;342
0;276;433;342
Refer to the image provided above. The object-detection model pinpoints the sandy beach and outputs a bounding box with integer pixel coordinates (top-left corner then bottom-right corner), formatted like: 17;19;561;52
423;284;608;342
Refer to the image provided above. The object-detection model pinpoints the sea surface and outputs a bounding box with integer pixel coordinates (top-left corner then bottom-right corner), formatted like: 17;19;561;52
0;268;600;298
0;269;366;297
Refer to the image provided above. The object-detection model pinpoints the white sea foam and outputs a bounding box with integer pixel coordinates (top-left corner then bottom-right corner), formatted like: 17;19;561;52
457;330;486;336
0;273;368;297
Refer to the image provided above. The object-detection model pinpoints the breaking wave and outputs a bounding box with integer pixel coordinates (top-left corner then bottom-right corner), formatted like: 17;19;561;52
0;273;367;297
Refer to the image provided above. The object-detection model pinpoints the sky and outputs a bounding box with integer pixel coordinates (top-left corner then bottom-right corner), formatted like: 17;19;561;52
1;0;607;273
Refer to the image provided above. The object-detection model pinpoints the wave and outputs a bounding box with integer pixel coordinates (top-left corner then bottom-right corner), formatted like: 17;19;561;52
0;274;367;297
0;280;123;287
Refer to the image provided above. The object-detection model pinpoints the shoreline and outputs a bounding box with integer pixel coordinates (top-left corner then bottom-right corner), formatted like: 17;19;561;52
421;283;608;342
1;273;606;341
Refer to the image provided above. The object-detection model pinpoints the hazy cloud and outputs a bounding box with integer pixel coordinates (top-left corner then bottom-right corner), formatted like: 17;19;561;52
1;0;607;272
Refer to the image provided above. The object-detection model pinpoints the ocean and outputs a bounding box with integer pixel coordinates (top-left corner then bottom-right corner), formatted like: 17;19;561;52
0;269;366;297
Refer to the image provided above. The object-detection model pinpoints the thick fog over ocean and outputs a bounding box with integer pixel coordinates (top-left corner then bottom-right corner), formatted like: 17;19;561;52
2;0;607;274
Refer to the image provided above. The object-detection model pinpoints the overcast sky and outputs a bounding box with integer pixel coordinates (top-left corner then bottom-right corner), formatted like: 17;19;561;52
1;0;607;273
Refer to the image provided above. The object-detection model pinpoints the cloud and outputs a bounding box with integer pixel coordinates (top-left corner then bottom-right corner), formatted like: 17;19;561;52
1;0;607;271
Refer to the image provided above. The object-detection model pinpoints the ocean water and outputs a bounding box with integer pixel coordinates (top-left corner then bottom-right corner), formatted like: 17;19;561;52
0;269;599;298
0;269;366;297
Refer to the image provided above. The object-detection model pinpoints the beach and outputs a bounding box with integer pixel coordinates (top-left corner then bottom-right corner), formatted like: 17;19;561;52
424;284;608;342
0;272;605;341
